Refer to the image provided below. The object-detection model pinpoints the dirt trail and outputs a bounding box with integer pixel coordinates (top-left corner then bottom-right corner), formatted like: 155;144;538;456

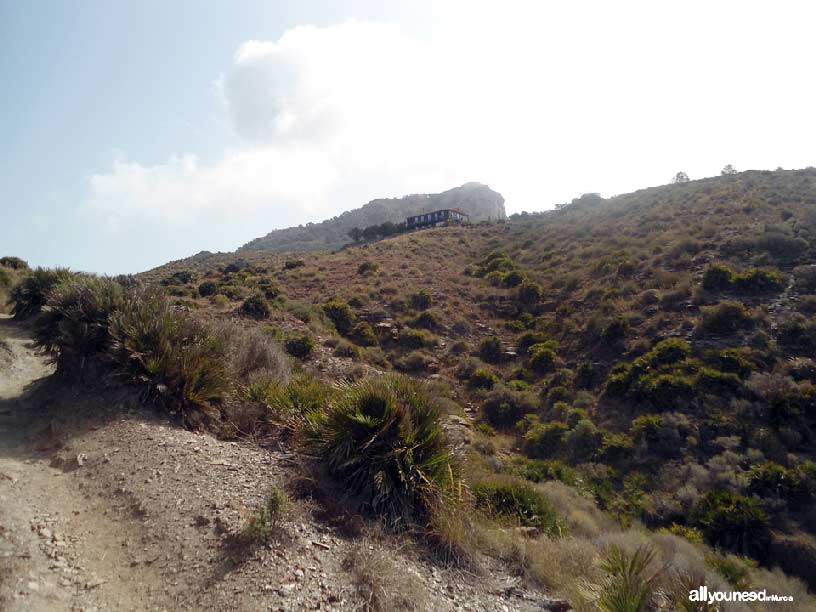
0;315;168;611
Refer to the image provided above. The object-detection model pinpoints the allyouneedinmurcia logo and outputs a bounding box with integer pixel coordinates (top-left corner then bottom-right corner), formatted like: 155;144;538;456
689;586;793;604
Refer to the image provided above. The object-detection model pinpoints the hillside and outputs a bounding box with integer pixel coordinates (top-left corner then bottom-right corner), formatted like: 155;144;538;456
5;168;816;610
239;182;506;253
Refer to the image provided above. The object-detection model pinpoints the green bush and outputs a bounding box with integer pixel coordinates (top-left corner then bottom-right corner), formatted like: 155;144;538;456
303;376;461;528
523;421;568;458
283;258;305;270
478;336;503;363
197;280;217;297
645;338;691;365
516;331;549;356
398;327;434;349
0;256;29;270
704;348;753;378
263;375;333;428
564;419;603;461
746;462;802;500
597;545;657;612
34;275;124;376
690;490;771;560
244;486;289;542
357;261;379;276
285;333;314;359
501;269;525;288
601;317;629;345
10;267;74;319
468;368;499;390
409;290;432;310
702;264;735;291
697;301;754;335
482;386;537;428
108;286;228;428
517;279;543;307
323;299;356;335
161;270;195;286
472;478;563;535
351;322;378;346
528;343;556;374
732;268;786;294
778;315;816;355
412;310;440;330
240;293;270;319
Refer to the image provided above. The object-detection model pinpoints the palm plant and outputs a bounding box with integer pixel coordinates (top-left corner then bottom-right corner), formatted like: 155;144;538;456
304;375;461;528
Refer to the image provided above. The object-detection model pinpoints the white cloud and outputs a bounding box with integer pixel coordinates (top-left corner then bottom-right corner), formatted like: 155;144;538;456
84;2;816;252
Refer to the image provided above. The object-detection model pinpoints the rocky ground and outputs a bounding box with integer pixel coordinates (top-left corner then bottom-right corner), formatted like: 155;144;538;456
0;315;559;611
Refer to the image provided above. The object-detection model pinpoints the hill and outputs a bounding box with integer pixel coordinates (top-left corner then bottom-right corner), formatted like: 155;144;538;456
6;168;816;609
239;182;506;253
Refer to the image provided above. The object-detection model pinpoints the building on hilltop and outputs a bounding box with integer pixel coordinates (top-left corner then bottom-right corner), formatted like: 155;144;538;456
406;208;470;230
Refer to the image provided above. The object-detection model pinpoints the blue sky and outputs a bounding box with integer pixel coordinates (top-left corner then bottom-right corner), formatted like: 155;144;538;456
2;1;816;273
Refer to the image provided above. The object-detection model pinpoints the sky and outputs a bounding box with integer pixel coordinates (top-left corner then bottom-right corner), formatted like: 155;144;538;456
2;1;816;274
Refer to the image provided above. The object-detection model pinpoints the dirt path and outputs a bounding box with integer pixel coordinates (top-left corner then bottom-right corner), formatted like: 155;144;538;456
0;315;169;611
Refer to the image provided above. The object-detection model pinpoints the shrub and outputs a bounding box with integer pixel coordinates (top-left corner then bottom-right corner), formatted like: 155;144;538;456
697;301;753;335
285;333;314;359
34;275;124;376
564;419;603;461
322;299;355;335
483;386;537;428
411;310;440;330
0;256;28;270
501;269;525;288
398;327;434;350
732;268;786;294
473;478;563;535
746;462;802;500
161;270;195;285
357;261;379;276
523;421;568;458
793;265;816;292
478;336;503;363
468;368;499;390
265;374;332;428
645;339;689;367
704;348;753;378
240;292;270;319
516;331;550;356
10;267;74;319
596;545;658;612
778;315;816;354
702;264;734;291
244;486;289;542
409;290;432;310
517;280;544;307
197;280;217;297
601;317;629;345
690;490;771;560
528;343;557;374
304;376;461;528
224;259;249;274
395;350;435;373
108;286;228;427
351;322;378;346
283;258;305;270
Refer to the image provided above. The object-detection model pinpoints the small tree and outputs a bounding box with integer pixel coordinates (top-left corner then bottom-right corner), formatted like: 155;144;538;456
721;164;738;175
348;227;363;243
672;171;690;184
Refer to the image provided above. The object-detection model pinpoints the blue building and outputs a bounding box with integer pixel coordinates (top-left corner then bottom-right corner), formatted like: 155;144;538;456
406;208;469;230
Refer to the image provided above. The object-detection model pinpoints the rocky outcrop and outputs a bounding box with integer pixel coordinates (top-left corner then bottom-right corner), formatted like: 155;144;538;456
239;183;505;253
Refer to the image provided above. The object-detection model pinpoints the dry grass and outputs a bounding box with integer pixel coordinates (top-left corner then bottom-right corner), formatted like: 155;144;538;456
342;542;428;612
